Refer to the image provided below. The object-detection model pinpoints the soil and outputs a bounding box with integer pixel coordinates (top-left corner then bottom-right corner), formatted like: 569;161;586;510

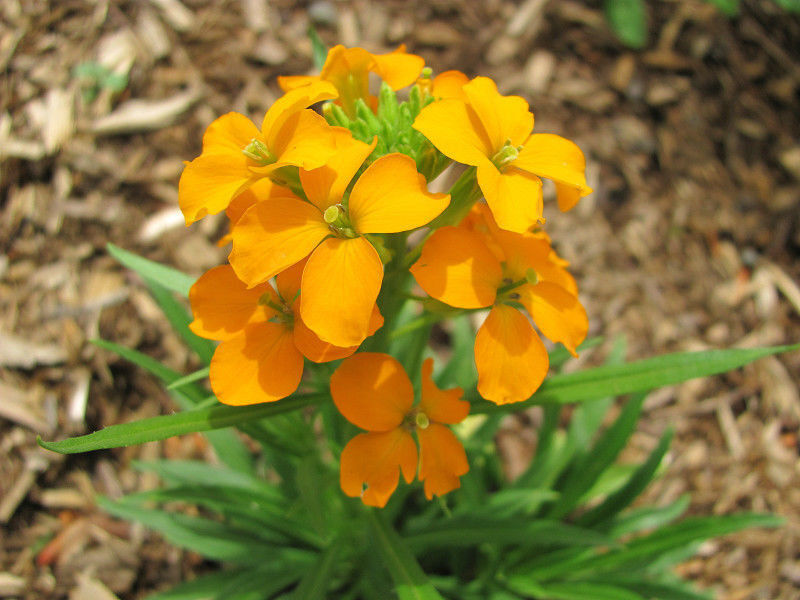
1;0;798;598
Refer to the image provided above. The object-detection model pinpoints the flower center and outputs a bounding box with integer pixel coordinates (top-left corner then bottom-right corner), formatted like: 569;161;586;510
241;138;276;166
490;140;521;172
323;204;358;239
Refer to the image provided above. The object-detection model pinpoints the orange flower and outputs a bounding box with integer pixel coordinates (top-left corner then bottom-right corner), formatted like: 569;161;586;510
179;81;339;225
413;76;592;233
331;353;469;507
410;206;588;404
230;133;449;348
189;260;382;406
279;45;424;118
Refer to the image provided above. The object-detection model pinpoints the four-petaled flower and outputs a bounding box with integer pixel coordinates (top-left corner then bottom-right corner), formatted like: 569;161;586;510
331;353;470;507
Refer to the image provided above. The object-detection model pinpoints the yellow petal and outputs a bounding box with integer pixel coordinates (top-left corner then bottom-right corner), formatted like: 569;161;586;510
339;429;418;508
514;134;592;211
229;197;329;287
417;424;469;500
261;81;337;146
419;358;468;425
431;70;469;100
330;352;414;431
371;46;425;90
410;226;501;309
477;160;543;233
277;75;324;93
209;322;303;405
189;265;276;340
178;153;255;225
201;112;261;153
474;305;549;405
270;109;338;171
462;77;533;151
293;303;382;363
518;282;588;357
275;258;307;303
299;131;377;212
300;236;383;347
413;99;494;166
348;154;450;233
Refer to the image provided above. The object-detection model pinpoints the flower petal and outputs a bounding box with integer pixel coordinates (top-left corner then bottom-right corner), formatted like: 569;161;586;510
419;358;468;425
189;265;276;340
431;70;469;100
300;236;383;347
413;99;494;167
340;429;418;508
261;81;337;145
179;153;255;225
518;282;588;357
201;112;261;153
514;134;592;211
209;322;303;405
477;160;543;233
474;305;549;404
293;303;382;363
410;226;501;309
371;46;425;90
270;109;338;171
348;154;450;234
299;131;376;212
462;77;533;151
417;424;469;500
229;197;329;287
330;352;414;431
277;75;323;93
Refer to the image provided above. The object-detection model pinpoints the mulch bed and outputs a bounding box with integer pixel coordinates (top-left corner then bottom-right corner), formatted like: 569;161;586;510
1;1;798;598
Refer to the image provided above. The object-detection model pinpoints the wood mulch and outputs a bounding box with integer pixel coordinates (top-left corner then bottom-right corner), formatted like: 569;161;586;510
1;1;798;598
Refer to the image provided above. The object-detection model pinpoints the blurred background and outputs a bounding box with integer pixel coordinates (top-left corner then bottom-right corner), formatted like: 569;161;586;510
0;0;798;598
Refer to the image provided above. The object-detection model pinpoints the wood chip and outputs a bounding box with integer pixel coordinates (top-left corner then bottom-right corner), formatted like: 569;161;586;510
138;207;186;242
149;0;195;32
0;381;52;433
241;0;270;32
716;402;745;459
42;88;75;152
91;88;201;135
0;572;26;597
0;453;49;523
136;9;172;61
0;331;67;368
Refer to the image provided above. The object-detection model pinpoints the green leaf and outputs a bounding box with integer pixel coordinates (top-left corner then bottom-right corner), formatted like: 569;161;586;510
146;280;215;364
704;0;740;16
773;0;800;11
473;343;800;412
291;537;344;600
605;0;648;49
578;428;673;527
90;339;254;473
435;314;477;389
545;394;645;519
508;579;646;600
145;569;249;600
307;26;328;71
366;510;445;600
107;243;195;297
167;367;210;390
99;497;313;565
608;495;690;537
38;392;327;454
403;518;611;551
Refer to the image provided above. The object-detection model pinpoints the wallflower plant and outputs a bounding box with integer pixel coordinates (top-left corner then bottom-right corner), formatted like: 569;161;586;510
40;39;792;600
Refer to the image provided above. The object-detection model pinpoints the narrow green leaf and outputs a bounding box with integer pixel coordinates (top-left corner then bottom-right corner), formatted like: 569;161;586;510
605;0;648;49
509;579;646;600
146;280;215;364
404;518;611;551
549;336;603;370
366;510;445;600
90;339;254;473
307;26;328;71
291;537;344;600
436;314;476;389
578;428;673;527
609;495;690;537
145;569;248;600
473;343;800;412
773;0;800;12
107;243;195;297
38;392;327;453
545;394;645;519
167;367;210;390
704;0;740;16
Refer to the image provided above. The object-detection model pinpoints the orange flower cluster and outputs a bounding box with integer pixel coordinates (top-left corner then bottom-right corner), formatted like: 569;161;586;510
179;44;591;507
